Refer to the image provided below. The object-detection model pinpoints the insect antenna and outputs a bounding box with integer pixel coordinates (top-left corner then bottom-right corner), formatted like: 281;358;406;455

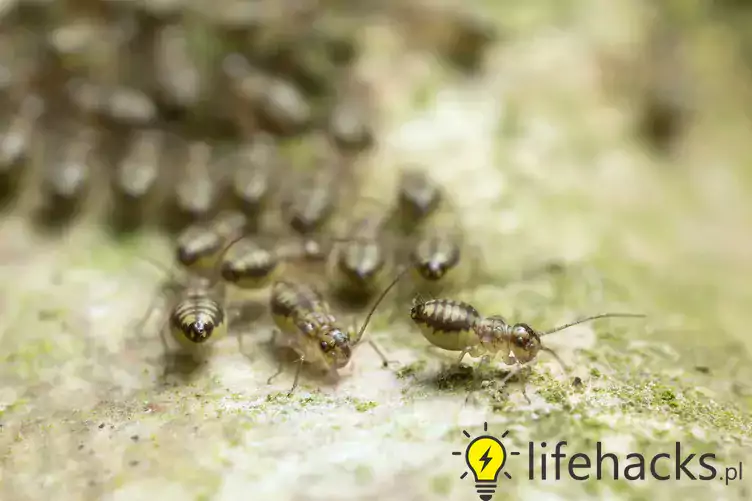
540;313;646;337
352;265;414;366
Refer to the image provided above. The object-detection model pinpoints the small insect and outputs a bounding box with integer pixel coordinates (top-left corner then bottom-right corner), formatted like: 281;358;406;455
135;260;228;370
327;76;375;153
327;207;394;306
409;294;645;386
394;167;443;231
38;124;98;222
174;211;248;277
266;276;399;395
222;53;311;137
229;134;279;225
167;275;227;357
171;140;218;227
66;78;157;127
220;236;325;291
281;167;338;236
0;94;44;199
153;23;203;110
110;128;164;231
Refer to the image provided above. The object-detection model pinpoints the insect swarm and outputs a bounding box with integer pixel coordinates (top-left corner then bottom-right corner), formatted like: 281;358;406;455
266;276;398;395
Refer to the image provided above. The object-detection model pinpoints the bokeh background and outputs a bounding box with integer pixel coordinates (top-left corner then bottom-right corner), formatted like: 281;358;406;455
0;1;751;500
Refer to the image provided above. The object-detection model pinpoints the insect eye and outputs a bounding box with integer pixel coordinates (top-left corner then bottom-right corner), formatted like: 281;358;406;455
320;341;330;351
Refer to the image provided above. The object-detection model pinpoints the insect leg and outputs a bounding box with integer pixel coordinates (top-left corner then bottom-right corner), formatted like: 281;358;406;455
267;360;285;385
348;319;394;368
456;347;473;366
287;355;305;396
498;360;536;388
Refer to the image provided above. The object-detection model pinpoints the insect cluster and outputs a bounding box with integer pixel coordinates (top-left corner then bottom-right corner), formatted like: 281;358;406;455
0;1;644;398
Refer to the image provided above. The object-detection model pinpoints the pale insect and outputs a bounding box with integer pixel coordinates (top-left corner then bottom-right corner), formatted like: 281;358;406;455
266;275;401;395
173;140;218;225
410;295;645;387
228;133;279;229
39;123;98;222
220;235;326;291
0;94;44;179
110;128;164;231
174;210;249;277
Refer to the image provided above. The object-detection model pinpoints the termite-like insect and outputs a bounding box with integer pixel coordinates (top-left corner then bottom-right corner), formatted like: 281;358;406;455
153;23;203;111
393;167;443;231
220;235;326;291
0;94;44;201
174;210;249;277
326;201;396;307
66;78;157;128
170;140;219;228
221;53;311;137
37;123;98;224
110;128;164;232
266;275;401;395
135;261;228;371
281;166;339;236
327;75;375;154
410;295;645;386
228;134;280;228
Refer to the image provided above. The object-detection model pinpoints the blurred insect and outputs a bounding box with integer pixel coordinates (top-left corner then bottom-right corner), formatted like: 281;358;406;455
281;166;339;236
110;128;164;231
228;134;279;228
327;76;375;153
0;94;44;199
266;276;399;395
409;291;645;387
222;53;312;137
38;124;98;223
174;210;249;277
393;167;443;231
326;204;395;307
153;23;203;111
66;78;157;128
170;140;219;228
220;235;326;292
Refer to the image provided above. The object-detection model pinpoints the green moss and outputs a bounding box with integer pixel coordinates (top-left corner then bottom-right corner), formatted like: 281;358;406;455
395;360;427;379
353;400;378;413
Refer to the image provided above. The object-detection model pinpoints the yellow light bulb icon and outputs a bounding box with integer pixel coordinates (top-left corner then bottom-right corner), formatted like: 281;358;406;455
465;435;506;501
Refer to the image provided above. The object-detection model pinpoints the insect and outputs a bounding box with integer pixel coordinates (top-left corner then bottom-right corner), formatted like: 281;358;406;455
165;275;227;360
266;275;400;395
409;294;645;387
66;78;157;128
110;128;164;231
228;134;279;228
37;123;98;224
220;235;326;291
221;53;311;137
393;167;444;232
326;205;395;307
327;75;375;153
281;166;339;236
135;259;228;372
0;94;44;200
171;140;219;228
174;210;249;277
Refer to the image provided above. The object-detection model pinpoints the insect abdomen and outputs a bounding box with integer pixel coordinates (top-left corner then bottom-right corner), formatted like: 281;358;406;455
170;296;226;346
410;299;481;351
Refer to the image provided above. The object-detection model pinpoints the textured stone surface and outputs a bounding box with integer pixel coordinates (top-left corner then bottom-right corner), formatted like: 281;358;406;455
1;2;751;501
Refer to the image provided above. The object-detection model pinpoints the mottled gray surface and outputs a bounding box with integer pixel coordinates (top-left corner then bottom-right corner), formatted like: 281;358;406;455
1;2;751;500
